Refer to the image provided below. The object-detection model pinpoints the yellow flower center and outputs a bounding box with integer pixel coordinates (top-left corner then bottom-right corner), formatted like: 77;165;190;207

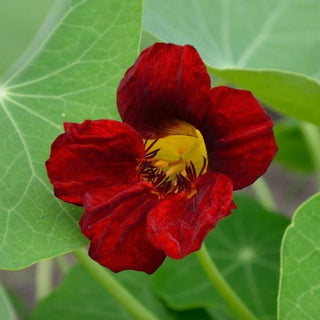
141;120;208;194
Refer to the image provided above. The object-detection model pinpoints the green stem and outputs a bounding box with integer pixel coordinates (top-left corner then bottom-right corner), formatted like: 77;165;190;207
35;259;53;301
73;248;159;320
300;122;320;190
196;244;258;320
251;177;276;211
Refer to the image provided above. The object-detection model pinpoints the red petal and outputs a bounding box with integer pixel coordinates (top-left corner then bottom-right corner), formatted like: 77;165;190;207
146;172;235;259
202;86;277;189
80;182;166;274
46;120;145;206
117;43;211;137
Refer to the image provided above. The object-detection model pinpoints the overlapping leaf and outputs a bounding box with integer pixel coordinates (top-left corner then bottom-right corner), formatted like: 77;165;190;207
278;193;320;320
208;68;320;127
0;0;142;269
144;0;320;126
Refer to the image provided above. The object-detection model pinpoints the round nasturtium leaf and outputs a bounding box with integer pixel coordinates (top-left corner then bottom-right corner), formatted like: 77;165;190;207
279;193;320;320
0;0;143;270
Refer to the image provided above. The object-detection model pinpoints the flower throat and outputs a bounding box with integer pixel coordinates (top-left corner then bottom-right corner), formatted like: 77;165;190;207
140;120;208;195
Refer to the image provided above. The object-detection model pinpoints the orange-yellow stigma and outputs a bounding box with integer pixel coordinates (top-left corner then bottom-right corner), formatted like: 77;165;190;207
140;120;208;195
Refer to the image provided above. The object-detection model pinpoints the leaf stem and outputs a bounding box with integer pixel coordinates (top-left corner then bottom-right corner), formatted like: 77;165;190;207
251;177;276;211
300;122;320;190
35;259;53;301
0;283;18;319
73;248;160;320
196;244;258;320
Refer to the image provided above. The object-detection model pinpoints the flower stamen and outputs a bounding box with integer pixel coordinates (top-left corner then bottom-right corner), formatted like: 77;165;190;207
140;120;208;195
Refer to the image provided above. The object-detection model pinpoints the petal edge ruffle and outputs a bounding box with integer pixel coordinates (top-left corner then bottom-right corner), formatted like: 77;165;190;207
46;120;145;205
146;172;235;259
80;182;166;274
202;86;277;189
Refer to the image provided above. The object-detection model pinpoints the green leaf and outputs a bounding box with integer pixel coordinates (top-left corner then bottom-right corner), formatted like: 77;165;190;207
140;30;161;51
0;283;17;320
0;0;142;269
32;264;171;320
144;0;320;79
0;0;69;80
152;195;290;320
143;0;320;126
278;193;320;320
208;68;320;128
274;119;314;172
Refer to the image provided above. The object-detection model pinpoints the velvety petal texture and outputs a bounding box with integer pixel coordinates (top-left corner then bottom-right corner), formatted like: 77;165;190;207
80;182;166;274
146;172;235;259
201;86;277;189
117;43;211;137
46;120;144;205
46;42;277;274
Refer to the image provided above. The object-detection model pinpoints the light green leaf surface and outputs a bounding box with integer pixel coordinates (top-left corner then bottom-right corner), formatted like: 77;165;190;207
0;283;17;320
32;264;171;320
144;0;320;126
152;195;290;320
0;0;69;80
0;0;142;269
278;193;320;320
274;119;313;172
144;0;320;78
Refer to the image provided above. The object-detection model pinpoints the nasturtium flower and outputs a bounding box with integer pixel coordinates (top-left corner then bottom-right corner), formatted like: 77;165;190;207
46;43;277;274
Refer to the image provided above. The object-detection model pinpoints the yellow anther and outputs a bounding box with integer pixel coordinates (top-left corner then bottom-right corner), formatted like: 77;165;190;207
186;188;197;199
154;160;169;168
180;169;187;177
165;164;182;177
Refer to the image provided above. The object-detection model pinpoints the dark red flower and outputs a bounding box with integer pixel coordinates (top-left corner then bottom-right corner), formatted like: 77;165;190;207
46;43;277;274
